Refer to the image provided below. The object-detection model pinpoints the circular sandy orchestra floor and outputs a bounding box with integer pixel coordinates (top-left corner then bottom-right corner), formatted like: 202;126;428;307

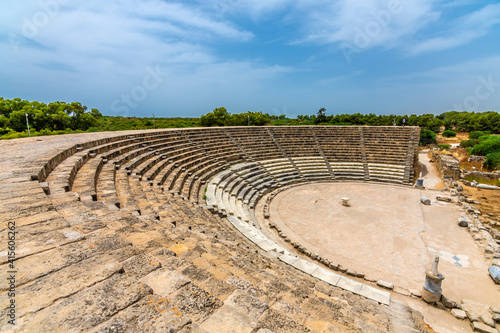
259;182;500;309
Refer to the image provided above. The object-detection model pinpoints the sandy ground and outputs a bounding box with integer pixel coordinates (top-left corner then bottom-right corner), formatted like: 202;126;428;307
256;178;500;332
268;183;499;307
418;149;444;190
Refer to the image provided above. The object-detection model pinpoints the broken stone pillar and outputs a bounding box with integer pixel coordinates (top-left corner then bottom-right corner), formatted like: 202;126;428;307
420;197;431;205
415;174;424;189
422;256;445;303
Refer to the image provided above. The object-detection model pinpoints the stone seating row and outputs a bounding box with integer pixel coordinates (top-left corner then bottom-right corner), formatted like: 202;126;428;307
7;128;428;332
29;128;420;318
224;129;285;161
206;163;392;306
46;126;418;221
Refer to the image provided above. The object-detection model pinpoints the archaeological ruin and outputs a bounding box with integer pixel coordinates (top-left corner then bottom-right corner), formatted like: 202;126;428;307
1;126;500;333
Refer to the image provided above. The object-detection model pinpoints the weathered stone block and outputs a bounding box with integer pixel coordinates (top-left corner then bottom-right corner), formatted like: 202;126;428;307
489;266;500;284
451;309;467;319
376;280;394;290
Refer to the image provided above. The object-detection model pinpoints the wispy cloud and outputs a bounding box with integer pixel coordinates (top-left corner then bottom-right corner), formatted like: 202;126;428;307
408;3;500;55
0;0;499;116
293;0;440;49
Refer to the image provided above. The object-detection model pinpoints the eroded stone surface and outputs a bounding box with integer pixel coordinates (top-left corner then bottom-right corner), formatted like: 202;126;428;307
0;129;431;332
0;255;122;319
17;274;153;332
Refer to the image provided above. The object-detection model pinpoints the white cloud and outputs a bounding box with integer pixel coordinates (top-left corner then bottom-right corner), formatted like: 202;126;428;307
408;3;500;55
0;0;260;85
195;0;290;20
0;0;296;117
293;0;440;50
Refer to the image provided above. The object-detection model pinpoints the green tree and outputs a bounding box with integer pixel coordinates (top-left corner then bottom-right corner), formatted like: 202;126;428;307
314;108;327;124
7;111;29;132
200;107;229;127
50;110;72;130
0;114;8;128
470;135;500;156
420;130;437;146
248;111;270;126
90;108;102;119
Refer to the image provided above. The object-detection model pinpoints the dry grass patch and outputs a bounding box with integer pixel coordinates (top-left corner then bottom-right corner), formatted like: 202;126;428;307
462;186;500;218
436;132;468;145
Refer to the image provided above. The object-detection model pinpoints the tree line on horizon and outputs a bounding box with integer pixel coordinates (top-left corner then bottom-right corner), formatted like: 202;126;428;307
201;107;500;134
1;98;500;141
0;97;103;138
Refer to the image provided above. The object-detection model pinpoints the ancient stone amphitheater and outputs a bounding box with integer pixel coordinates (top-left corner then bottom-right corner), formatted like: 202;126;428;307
1;126;430;333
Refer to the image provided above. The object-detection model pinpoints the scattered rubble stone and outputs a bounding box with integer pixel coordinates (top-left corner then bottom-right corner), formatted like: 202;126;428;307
489;266;500;284
376;280;394;290
472;321;499;333
451;309;467;320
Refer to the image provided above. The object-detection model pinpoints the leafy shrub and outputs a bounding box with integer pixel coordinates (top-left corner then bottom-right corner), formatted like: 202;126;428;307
442;130;456;137
478;134;491;142
469;131;490;140
460;139;476;148
420;130;437;146
484;153;500;171
0;130;30;140
439;144;450;150
470;135;500;156
0;127;15;136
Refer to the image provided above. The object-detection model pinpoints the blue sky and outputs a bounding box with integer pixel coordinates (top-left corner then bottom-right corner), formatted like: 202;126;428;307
1;0;500;118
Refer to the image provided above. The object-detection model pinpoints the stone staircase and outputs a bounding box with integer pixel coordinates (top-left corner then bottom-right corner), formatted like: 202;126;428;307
0;126;428;333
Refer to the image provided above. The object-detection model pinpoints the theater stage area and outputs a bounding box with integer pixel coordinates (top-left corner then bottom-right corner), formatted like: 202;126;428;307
264;182;500;309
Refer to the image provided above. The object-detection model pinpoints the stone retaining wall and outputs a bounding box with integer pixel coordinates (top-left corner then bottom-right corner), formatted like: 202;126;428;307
463;170;500;181
432;151;460;180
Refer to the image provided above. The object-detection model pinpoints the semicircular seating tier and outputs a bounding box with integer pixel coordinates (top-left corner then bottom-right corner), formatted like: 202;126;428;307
2;126;426;332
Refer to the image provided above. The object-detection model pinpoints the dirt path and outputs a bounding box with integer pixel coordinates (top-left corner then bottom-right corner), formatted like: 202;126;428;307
418;149;443;189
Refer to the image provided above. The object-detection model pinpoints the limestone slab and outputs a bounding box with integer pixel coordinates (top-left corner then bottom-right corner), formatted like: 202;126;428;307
200;304;257;333
292;259;319;275
311;267;341;286
472;321;499;333
0;227;84;265
0;254;122;319
0;232;128;290
140;269;191;297
376;280;394;290
0;218;69;242
337;277;363;294
0;210;61;231
358;285;391;305
122;253;162;278
279;254;299;266
88;294;192;333
255;239;278;252
224;290;269;321
451;308;467;319
18;274;152;333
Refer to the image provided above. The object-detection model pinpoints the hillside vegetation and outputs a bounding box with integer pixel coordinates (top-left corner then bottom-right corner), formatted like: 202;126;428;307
1;98;499;147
